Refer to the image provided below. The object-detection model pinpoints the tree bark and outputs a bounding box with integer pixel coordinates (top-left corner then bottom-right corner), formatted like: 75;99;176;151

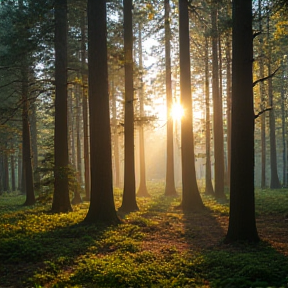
52;0;72;213
211;2;226;199
84;0;120;223
119;0;139;213
225;0;259;243
178;0;204;211
204;35;214;196
164;0;177;197
137;22;150;198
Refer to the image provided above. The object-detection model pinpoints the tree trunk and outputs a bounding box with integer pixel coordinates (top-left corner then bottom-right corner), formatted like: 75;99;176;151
3;147;9;192
225;0;259;243
22;68;35;206
137;22;150;198
259;0;266;189
52;0;72;213
164;0;177;197
30;99;40;187
10;142;16;192
226;32;232;190
80;11;90;200
178;0;204;211
281;60;286;186
211;3;226;199
119;0;139;213
18;148;22;192
204;35;214;196
84;0;120;223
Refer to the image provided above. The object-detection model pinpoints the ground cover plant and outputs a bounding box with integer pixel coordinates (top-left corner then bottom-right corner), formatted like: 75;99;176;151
0;184;288;288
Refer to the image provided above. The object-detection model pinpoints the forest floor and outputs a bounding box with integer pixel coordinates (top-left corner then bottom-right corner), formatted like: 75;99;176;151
0;183;288;288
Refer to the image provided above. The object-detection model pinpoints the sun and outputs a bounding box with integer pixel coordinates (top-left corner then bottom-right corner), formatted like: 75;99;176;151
171;101;184;121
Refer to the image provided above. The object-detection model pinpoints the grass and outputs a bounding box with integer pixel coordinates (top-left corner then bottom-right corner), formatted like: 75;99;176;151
0;184;288;287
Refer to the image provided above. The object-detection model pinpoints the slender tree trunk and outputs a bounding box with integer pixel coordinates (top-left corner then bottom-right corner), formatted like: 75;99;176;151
211;3;225;199
164;0;177;197
225;0;259;243
3;147;9;192
137;22;150;198
111;72;120;188
226;33;232;190
30;99;40;187
119;0;139;212
52;0;72;213
204;36;214;195
80;11;90;200
281;60;287;186
267;14;281;189
22;68;35;206
18;148;22;191
178;0;204;211
259;0;266;189
84;0;120;223
10;142;16;192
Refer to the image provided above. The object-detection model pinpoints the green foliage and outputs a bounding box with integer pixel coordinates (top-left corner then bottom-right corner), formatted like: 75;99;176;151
1;186;288;287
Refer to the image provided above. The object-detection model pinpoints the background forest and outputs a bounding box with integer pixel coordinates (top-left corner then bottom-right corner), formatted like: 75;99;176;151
1;0;288;287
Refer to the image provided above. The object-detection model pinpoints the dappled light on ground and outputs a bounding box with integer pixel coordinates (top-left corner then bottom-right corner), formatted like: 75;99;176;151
1;185;288;287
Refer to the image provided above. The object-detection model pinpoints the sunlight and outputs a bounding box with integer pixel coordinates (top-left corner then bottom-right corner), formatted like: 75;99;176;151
171;101;184;121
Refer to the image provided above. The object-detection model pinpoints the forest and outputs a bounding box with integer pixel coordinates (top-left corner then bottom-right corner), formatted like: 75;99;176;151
1;0;288;287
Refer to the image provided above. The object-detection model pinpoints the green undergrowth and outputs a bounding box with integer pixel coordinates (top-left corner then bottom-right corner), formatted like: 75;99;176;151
0;184;288;287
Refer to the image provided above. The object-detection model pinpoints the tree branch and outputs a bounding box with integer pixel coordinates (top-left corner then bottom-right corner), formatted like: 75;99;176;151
254;107;272;119
253;66;280;87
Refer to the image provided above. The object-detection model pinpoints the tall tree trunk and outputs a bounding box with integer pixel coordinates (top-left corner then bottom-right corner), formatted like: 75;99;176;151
259;0;266;189
52;0;72;213
111;73;120;188
22;68;35;206
81;11;90;200
3;147;9;192
84;0;120;223
205;36;214;195
30;99;40;187
18;148;22;191
137;22;150;198
72;82;83;205
178;0;204;211
281;60;286;186
211;2;225;199
267;15;281;189
164;0;177;197
119;0;139;213
10;142;16;192
226;32;232;190
225;0;259;243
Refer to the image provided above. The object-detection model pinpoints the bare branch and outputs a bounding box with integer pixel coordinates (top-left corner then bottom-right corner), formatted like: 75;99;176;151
253;66;280;87
254;107;272;119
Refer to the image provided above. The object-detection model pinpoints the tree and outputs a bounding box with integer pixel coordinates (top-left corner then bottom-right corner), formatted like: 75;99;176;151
52;0;72;213
225;0;259;243
164;0;177;197
211;1;225;199
84;0;120;224
178;0;204;211
119;0;139;213
204;35;214;196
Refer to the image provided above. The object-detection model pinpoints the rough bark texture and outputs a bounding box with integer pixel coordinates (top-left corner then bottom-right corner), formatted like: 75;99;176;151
178;0;204;211
211;3;225;199
204;36;214;196
119;0;139;213
164;0;177;197
225;0;259;243
84;0;120;224
52;0;72;213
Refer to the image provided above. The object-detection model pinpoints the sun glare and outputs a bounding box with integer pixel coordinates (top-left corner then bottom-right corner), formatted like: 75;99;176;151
171;102;184;121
